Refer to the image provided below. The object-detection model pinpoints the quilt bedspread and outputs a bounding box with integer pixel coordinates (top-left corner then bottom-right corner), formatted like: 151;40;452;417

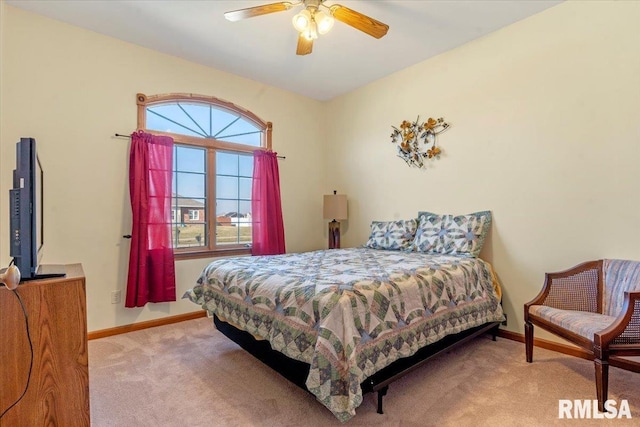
184;248;504;422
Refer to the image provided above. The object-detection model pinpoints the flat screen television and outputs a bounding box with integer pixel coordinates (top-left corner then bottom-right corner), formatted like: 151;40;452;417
9;137;65;281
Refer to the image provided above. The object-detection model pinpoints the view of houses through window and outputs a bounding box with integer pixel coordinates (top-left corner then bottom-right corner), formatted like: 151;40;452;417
139;93;270;255
170;146;253;249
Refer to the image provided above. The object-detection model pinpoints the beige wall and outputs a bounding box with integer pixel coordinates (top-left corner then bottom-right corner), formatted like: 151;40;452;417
0;4;327;331
2;1;639;339
325;0;640;337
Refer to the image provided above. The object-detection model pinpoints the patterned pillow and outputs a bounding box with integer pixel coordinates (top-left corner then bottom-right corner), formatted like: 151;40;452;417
413;212;490;257
364;219;418;251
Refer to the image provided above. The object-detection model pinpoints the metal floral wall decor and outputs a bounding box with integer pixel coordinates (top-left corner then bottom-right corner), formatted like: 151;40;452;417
390;117;450;168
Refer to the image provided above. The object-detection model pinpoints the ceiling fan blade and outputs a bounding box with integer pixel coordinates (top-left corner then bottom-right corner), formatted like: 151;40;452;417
225;2;294;22
330;5;389;39
296;33;313;55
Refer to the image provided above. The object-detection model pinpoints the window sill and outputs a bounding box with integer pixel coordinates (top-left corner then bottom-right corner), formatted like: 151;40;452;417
174;247;251;261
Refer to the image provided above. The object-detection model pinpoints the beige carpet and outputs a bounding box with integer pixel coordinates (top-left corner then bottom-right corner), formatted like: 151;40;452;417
88;317;639;426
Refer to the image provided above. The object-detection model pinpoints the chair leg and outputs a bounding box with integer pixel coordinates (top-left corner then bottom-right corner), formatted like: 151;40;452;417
525;321;534;363
595;358;609;412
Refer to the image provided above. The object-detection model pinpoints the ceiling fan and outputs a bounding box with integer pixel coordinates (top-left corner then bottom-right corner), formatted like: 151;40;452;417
224;0;389;56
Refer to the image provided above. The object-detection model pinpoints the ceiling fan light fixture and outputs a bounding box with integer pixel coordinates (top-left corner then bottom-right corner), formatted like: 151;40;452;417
292;9;312;32
315;10;334;35
224;0;389;55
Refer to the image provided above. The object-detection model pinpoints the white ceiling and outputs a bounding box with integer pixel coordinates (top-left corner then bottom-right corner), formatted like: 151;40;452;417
6;0;562;101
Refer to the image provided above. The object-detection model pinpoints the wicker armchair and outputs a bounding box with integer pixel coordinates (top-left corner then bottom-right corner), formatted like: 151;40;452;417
524;259;640;412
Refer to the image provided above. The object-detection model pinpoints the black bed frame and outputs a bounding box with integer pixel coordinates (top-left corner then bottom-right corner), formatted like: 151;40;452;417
213;315;501;414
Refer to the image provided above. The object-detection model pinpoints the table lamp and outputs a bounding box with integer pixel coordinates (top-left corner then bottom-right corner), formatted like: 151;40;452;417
323;191;347;249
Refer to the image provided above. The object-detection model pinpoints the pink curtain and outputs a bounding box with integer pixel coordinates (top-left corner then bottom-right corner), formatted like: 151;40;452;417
126;130;176;307
251;150;285;255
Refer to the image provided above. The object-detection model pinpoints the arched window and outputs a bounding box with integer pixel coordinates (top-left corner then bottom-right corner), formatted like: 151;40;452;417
137;93;272;258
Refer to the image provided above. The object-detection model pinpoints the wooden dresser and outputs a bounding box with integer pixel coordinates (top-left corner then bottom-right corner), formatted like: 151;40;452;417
0;264;89;426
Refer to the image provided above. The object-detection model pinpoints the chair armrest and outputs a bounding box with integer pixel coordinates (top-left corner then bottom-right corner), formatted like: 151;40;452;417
525;260;604;316
595;291;640;351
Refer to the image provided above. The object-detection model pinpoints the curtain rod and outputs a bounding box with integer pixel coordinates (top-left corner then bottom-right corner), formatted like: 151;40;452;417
115;134;285;159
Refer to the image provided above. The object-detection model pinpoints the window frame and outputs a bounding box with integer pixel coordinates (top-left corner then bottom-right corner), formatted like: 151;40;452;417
136;93;272;260
188;209;199;221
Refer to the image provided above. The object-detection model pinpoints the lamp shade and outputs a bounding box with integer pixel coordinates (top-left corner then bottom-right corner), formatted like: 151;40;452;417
315;10;335;35
292;9;312;32
323;194;348;220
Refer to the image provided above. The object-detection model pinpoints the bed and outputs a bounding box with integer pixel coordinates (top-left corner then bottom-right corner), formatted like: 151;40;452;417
184;243;504;422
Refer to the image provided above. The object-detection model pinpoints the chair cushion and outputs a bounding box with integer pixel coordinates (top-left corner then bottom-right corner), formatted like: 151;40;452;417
604;259;640;316
528;305;617;341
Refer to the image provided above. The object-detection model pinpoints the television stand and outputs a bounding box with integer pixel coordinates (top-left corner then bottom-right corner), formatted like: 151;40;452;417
23;264;67;281
0;263;89;426
0;264;67;282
